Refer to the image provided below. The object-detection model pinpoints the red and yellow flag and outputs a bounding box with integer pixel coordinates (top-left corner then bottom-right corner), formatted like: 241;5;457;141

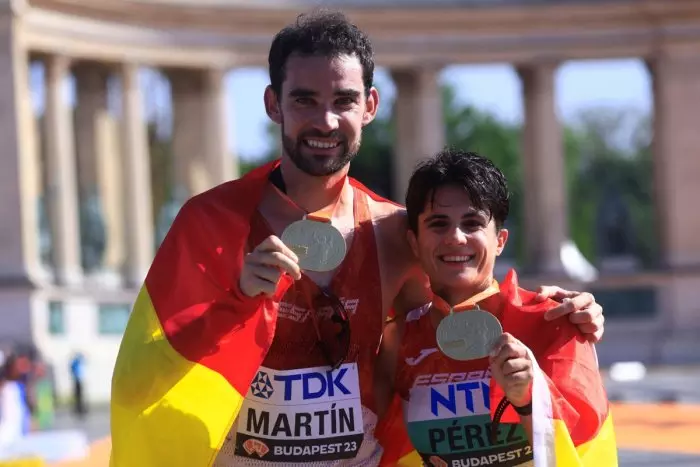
109;161;292;467
109;160;400;466
376;270;618;466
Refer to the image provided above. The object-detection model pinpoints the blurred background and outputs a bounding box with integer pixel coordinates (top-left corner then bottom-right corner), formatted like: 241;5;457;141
1;0;699;465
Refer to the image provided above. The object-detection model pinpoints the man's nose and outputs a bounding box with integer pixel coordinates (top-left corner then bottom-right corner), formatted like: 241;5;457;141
313;108;340;133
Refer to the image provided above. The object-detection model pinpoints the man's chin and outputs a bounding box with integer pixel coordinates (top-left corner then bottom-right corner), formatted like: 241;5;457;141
300;157;347;176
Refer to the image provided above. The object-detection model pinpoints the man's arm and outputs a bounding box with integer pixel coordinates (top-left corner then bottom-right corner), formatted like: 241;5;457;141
374;316;404;420
535;287;605;343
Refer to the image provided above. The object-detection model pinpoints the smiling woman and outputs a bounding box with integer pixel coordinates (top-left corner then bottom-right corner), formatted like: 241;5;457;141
375;149;618;467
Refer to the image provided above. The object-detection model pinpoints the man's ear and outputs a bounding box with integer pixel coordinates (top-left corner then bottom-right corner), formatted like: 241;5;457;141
264;85;282;124
362;87;380;127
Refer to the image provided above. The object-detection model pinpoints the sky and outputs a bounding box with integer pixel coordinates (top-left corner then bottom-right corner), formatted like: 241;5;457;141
30;58;652;161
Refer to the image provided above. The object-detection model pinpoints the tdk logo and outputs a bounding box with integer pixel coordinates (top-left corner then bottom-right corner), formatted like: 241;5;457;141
250;371;274;399
274;368;351;401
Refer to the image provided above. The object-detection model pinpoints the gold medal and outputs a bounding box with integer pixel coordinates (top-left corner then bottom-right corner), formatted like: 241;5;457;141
432;282;502;361
269;166;349;273
281;218;346;272
435;306;502;361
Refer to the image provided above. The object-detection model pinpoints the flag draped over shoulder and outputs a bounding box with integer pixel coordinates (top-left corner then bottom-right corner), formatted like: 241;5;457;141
109;160;403;467
377;270;618;467
109;161;293;467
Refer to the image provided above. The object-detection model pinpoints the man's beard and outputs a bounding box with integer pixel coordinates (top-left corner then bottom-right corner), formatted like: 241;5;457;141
281;123;360;177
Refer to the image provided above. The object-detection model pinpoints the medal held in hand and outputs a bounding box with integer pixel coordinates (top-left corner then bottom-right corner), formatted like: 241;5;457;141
435;305;503;361
270;166;348;273
281;218;346;272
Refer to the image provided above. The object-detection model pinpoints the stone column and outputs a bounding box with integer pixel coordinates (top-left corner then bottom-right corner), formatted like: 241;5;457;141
391;66;445;203
169;69;209;199
169;68;234;201
204;68;236;184
649;53;700;269
0;18;44;283
647;50;700;341
119;62;154;286
74;63;125;281
518;62;568;275
44;54;83;285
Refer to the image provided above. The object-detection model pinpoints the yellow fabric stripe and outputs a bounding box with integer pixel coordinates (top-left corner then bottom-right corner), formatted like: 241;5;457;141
553;412;618;466
396;450;422;466
110;287;243;467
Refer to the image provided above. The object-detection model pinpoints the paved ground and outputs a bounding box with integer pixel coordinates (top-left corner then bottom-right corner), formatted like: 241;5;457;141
46;365;700;466
605;365;700;404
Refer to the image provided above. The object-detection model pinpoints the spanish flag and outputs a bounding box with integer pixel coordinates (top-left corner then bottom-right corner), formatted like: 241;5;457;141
109;160;402;466
109;161;294;467
376;270;618;466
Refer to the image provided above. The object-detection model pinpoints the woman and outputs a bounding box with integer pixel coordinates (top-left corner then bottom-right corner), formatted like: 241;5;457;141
376;149;618;467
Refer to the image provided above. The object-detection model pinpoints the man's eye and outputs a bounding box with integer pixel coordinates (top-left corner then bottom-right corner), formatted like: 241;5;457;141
296;97;314;105
336;98;355;107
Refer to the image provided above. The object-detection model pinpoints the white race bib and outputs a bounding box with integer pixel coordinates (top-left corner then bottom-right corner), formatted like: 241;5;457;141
405;376;533;467
234;364;365;463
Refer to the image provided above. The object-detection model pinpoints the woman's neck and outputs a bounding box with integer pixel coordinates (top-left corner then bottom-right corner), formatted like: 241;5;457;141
432;276;495;309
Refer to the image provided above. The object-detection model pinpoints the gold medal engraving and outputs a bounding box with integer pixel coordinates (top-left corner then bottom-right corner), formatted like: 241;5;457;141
281;219;346;272
435;309;502;361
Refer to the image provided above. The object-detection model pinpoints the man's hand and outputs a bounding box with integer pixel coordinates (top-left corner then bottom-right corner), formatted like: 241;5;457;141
535;287;604;343
489;333;533;408
239;235;302;298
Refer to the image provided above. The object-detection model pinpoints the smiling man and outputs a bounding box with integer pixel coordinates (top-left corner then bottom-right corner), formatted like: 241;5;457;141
109;11;607;467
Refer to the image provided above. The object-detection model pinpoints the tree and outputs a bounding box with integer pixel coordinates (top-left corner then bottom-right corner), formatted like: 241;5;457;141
566;107;656;266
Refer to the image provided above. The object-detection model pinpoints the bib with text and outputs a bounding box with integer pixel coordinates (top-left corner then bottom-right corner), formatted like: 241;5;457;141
235;364;364;462
405;372;533;467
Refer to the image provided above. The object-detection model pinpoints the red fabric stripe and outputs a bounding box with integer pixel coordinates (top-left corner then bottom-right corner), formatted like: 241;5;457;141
145;160;291;397
492;270;609;446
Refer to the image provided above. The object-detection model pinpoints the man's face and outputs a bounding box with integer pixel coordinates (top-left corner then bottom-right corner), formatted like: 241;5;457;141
265;53;378;176
407;185;508;295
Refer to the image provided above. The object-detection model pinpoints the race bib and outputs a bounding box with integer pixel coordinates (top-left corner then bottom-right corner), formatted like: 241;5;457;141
235;364;364;463
406;376;533;467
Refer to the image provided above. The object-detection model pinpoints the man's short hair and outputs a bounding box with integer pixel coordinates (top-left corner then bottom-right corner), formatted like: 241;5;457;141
268;10;375;97
405;148;511;233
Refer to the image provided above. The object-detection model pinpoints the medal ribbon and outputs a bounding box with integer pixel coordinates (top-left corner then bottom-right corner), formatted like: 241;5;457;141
269;166;345;224
432;279;500;314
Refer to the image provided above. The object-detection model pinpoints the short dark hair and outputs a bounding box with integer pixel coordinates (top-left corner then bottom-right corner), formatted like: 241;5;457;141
406;148;510;233
268;10;375;97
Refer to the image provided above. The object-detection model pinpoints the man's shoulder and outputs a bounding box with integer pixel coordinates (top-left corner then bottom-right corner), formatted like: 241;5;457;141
180;168;271;221
349;177;406;218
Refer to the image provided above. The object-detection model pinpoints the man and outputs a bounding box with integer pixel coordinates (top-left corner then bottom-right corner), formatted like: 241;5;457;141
109;11;605;467
375;150;616;466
